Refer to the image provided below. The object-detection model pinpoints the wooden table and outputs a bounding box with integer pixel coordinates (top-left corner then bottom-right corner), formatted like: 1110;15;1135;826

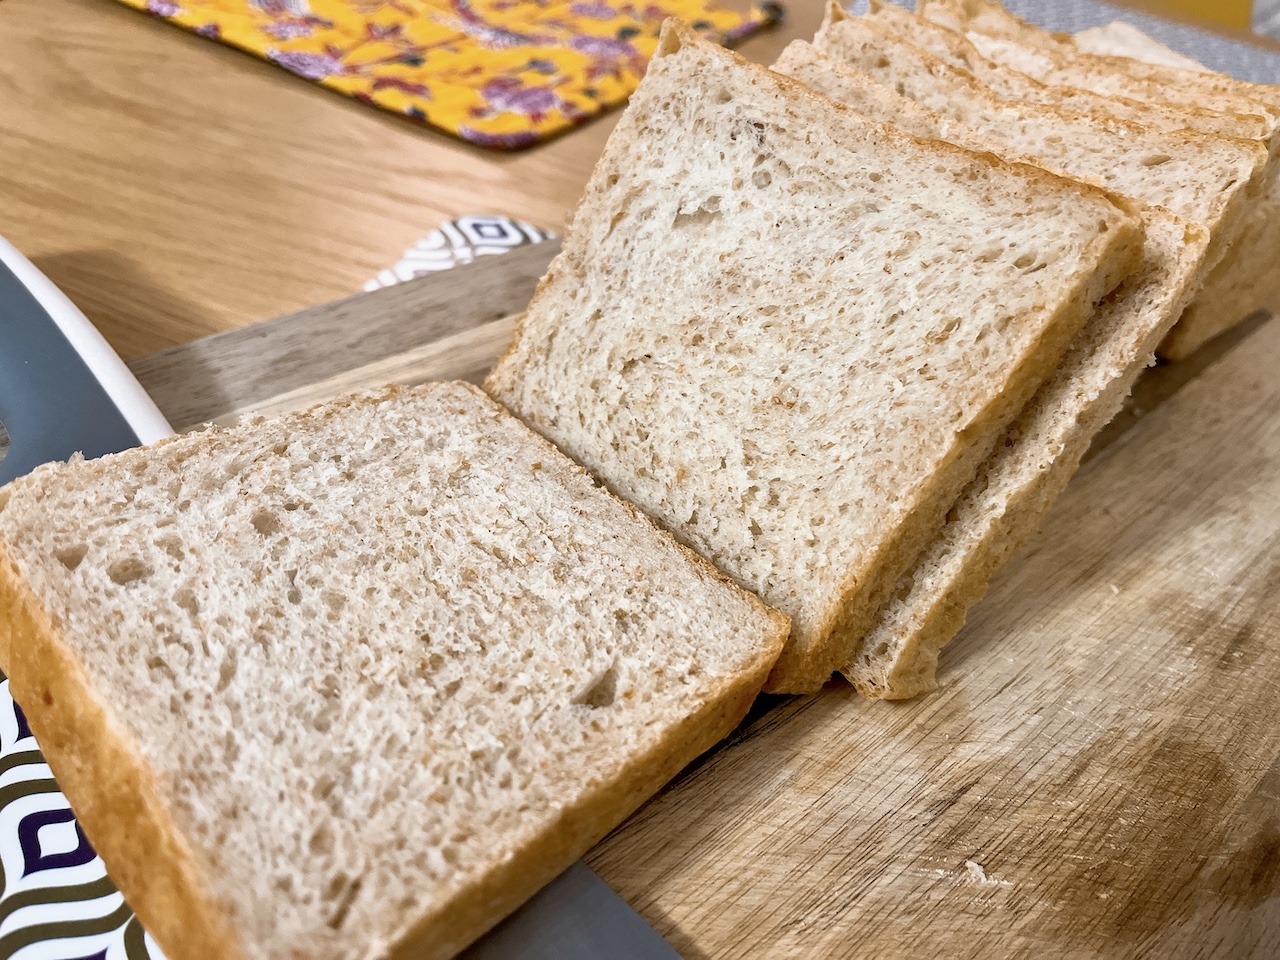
0;0;822;359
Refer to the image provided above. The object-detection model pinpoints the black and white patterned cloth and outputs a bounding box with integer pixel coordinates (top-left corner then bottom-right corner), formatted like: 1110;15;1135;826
364;214;556;292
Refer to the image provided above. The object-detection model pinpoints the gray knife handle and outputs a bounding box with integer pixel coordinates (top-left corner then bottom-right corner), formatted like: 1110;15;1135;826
0;237;171;484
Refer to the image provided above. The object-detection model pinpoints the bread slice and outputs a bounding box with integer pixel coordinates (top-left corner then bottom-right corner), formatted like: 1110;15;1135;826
0;381;788;960
812;10;1267;277
912;0;1280;360
487;20;1143;693
848;212;1210;697
916;0;1280;130
1072;21;1210;73
773;43;1211;696
860;1;1268;143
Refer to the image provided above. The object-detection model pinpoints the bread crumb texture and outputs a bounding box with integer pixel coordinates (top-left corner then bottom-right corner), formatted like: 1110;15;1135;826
489;26;1131;683
0;382;781;960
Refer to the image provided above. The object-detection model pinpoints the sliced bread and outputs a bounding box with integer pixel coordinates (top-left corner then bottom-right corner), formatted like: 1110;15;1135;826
860;1;1269;143
0;381;788;960
912;0;1280;360
773;43;1212;696
916;0;1280;129
811;11;1268;278
849;212;1211;697
486;20;1143;693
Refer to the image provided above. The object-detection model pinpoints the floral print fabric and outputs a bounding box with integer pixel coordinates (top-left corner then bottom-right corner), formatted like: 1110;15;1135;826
123;0;782;148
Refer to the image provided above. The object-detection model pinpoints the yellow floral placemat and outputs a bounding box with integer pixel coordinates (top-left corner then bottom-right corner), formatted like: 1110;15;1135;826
122;0;782;148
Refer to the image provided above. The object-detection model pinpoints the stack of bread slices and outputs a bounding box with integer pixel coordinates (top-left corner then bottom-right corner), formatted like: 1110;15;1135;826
1;4;1276;959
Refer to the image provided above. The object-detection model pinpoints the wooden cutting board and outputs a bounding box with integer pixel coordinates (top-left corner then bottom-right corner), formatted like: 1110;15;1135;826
128;249;1280;959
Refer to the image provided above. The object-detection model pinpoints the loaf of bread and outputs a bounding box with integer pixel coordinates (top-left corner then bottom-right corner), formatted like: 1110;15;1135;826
915;0;1280;359
773;39;1215;696
0;381;788;960
488;20;1143;694
863;0;1268;143
813;5;1267;272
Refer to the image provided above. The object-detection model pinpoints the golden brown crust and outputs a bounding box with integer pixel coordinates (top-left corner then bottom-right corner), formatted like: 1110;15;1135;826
387;621;780;958
2;539;244;960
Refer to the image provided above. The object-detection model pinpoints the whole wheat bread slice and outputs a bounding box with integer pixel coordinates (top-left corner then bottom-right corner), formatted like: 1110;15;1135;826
0;381;788;960
774;42;1212;697
912;0;1280;358
860;1;1268;143
487;20;1142;693
812;9;1267;282
852;213;1210;696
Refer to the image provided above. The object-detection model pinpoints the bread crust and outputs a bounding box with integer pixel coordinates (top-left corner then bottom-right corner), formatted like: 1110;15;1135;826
850;215;1212;698
2;539;246;960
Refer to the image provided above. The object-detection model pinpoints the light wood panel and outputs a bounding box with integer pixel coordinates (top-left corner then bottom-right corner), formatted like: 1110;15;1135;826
0;0;822;360
584;313;1280;960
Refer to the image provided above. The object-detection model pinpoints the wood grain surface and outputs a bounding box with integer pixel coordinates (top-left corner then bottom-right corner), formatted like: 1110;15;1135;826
583;313;1280;959
127;240;558;430
119;241;1280;958
0;0;821;360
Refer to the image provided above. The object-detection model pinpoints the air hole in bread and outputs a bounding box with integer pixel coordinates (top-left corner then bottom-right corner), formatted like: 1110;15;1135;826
107;557;152;586
251;509;282;536
1014;253;1036;270
55;544;88;572
575;662;618;709
323;590;346;619
1143;154;1172;167
327;875;363;931
310;824;336;857
752;169;773;189
216;651;238;693
157;536;185;561
174;587;199;617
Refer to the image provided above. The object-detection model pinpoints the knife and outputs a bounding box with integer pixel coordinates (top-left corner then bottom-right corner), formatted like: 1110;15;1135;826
0;235;682;959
